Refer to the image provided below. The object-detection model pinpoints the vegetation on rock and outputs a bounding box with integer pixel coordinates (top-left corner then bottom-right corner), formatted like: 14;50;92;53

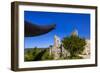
62;35;86;59
24;35;86;61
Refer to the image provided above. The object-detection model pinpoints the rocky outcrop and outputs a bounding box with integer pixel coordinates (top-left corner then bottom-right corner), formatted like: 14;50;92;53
49;35;90;59
81;40;90;59
49;35;70;60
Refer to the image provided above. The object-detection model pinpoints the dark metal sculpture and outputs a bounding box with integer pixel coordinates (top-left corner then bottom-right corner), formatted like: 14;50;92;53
24;21;56;37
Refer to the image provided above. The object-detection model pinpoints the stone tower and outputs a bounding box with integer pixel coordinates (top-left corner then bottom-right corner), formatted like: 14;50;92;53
71;29;78;36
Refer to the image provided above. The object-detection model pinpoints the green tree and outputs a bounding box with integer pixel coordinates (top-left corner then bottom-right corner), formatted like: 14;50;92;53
31;47;41;60
41;50;54;60
62;35;86;59
24;47;41;61
24;49;34;61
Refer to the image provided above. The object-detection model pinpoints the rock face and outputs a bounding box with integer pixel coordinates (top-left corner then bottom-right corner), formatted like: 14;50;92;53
54;35;61;48
49;35;70;60
82;40;90;58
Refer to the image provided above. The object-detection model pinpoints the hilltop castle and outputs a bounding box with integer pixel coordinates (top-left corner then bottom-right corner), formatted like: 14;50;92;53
49;29;90;60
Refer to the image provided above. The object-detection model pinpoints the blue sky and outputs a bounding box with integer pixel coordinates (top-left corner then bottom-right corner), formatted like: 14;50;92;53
24;11;90;48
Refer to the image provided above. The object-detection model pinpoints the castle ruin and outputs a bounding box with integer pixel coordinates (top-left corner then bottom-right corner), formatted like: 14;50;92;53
49;29;90;60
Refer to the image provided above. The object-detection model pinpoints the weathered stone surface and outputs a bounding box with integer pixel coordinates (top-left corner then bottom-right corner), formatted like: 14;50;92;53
81;39;90;59
49;35;70;60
